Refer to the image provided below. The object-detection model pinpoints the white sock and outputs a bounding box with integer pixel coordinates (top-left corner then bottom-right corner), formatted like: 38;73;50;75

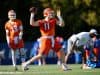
11;50;16;67
25;60;31;66
57;60;61;65
38;59;42;66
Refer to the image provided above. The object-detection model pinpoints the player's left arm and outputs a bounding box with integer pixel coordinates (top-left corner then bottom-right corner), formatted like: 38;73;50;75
56;8;65;27
19;21;23;40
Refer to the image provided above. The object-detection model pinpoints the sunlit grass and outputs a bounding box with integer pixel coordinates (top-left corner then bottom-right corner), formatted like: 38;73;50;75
0;64;100;75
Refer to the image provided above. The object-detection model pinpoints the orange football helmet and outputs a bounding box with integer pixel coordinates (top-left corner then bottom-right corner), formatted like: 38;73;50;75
43;8;55;17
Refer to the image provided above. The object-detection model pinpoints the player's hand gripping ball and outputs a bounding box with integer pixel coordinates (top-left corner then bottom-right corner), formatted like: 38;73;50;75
29;7;37;13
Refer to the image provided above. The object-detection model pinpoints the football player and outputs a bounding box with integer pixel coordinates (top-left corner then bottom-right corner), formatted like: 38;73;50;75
22;7;67;71
5;10;26;70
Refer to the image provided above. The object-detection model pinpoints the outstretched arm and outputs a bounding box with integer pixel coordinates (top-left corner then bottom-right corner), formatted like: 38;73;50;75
56;8;65;27
29;7;39;26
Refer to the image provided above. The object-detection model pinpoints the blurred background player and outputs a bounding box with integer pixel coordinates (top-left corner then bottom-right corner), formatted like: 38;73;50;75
55;36;65;65
22;7;67;71
92;34;100;63
83;32;100;69
65;29;98;69
5;10;26;70
82;36;94;69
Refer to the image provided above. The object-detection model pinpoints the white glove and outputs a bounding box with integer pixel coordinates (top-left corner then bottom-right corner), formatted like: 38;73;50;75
19;35;22;40
19;32;23;40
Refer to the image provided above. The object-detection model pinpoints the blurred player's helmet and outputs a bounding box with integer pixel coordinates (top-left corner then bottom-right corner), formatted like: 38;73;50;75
43;8;55;18
8;10;16;20
89;29;97;35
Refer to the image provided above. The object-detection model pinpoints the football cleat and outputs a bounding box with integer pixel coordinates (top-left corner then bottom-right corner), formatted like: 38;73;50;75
22;63;29;71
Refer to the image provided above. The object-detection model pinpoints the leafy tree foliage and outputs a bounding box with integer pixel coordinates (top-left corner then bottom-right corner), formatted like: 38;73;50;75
0;0;99;42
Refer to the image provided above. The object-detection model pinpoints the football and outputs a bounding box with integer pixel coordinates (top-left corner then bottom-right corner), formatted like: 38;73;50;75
29;7;37;13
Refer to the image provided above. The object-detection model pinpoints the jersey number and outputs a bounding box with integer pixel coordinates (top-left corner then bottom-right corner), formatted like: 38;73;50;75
13;26;18;32
44;23;50;31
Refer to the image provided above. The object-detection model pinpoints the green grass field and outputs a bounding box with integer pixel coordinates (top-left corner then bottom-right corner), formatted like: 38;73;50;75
0;64;100;75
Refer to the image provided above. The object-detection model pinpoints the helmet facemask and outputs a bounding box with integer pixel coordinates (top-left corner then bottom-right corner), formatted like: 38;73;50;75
8;10;16;21
43;8;55;19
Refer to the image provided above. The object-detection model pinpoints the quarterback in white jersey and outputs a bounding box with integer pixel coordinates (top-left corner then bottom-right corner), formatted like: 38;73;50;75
65;29;98;70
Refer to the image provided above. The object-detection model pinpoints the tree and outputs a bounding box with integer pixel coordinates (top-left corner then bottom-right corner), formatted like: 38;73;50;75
0;0;100;42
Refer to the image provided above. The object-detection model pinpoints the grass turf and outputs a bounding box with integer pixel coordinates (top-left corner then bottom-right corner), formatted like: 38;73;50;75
0;64;100;75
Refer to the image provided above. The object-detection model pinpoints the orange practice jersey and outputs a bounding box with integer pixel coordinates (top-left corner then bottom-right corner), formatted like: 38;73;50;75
5;19;24;49
38;18;57;36
37;18;62;55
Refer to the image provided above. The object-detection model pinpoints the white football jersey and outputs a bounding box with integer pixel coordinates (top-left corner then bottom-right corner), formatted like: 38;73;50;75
69;32;91;47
